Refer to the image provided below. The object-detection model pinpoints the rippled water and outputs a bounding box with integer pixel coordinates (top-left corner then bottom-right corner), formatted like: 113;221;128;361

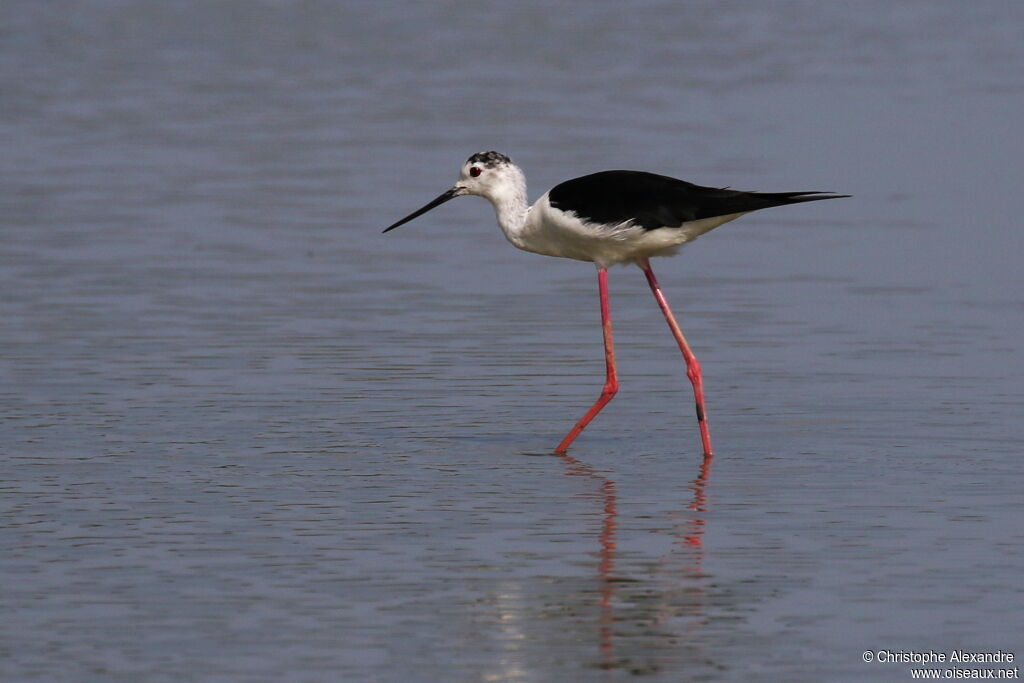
3;1;1023;681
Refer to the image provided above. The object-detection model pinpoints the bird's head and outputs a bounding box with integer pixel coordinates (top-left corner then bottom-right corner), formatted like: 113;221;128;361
455;151;519;199
383;151;522;233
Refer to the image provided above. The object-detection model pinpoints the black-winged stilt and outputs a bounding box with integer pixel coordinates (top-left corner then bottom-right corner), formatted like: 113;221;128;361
383;151;848;456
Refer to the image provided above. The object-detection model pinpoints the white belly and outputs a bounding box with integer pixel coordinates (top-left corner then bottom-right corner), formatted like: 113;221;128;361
506;194;744;267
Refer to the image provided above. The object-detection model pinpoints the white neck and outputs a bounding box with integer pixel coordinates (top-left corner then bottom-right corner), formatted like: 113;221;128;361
486;165;530;242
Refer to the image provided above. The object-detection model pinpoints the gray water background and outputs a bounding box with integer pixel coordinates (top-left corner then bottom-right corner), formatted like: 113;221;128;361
2;1;1023;681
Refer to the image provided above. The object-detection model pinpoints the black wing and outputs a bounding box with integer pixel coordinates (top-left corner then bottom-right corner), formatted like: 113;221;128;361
548;170;847;231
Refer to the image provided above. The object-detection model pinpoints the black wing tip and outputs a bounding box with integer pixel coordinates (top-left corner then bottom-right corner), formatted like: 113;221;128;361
729;190;849;216
778;191;851;202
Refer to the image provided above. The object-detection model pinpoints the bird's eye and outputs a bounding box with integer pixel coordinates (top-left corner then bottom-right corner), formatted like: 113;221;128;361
469;167;482;178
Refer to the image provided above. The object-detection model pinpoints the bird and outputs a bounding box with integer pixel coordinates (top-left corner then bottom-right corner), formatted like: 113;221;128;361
383;151;848;456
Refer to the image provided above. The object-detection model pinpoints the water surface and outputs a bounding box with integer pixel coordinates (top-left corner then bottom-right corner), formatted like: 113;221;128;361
2;1;1023;680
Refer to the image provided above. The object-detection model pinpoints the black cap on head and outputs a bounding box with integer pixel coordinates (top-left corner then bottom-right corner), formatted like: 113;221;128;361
467;151;511;168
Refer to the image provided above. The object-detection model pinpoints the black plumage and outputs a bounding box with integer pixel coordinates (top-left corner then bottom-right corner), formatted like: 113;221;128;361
548;170;847;231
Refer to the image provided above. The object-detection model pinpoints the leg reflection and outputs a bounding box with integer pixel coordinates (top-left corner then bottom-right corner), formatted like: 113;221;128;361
557;453;714;672
558;452;618;670
654;453;713;641
683;454;712;550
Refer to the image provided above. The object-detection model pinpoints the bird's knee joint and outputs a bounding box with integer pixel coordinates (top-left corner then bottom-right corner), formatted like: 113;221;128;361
686;363;702;383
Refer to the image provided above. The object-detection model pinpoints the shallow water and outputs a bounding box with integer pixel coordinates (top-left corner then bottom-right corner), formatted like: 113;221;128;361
3;1;1023;681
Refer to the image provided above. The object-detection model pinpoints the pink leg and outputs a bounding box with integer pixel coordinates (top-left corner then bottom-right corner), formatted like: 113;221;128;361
640;258;713;457
555;267;618;454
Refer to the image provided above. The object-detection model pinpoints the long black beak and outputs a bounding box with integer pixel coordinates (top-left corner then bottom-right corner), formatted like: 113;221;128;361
383;187;461;233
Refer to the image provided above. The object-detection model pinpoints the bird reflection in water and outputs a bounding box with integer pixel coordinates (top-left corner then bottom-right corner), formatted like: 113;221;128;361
660;454;713;639
557;452;619;668
682;454;712;550
558;452;713;671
